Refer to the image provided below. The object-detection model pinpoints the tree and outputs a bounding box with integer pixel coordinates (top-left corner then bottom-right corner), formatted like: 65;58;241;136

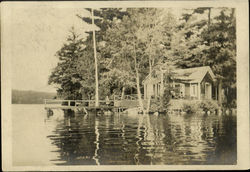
48;28;85;100
77;8;128;100
170;9;210;68
102;8;176;111
134;8;176;112
171;7;236;107
102;10;145;109
202;8;236;107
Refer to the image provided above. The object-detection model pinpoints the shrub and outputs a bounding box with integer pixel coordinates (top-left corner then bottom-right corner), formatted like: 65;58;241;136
198;100;219;113
160;86;172;110
182;100;219;114
150;99;161;112
157;85;173;112
149;85;172;113
182;101;200;114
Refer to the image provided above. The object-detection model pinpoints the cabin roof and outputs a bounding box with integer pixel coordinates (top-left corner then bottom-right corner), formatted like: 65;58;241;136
143;66;216;84
172;66;216;83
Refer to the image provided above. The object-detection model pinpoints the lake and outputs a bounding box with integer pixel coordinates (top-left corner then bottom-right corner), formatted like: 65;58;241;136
12;104;236;166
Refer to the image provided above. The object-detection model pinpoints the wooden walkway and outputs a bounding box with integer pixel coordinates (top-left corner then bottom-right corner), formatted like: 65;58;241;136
44;99;127;112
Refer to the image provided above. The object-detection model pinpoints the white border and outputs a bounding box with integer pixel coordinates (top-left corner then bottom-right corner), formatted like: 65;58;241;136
1;0;249;171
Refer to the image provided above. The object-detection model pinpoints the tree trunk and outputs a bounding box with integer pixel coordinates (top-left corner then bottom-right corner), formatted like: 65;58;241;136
135;66;144;110
121;87;125;100
160;66;164;109
146;59;152;113
92;8;99;107
133;39;144;111
208;8;211;28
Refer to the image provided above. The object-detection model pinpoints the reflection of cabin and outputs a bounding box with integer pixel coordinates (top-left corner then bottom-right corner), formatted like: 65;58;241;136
143;66;222;102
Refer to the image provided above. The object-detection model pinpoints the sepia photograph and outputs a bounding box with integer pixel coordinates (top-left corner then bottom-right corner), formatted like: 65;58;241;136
1;0;249;171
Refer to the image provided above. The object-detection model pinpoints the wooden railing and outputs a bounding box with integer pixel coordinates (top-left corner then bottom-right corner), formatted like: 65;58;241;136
45;94;143;109
114;94;144;100
44;99;114;108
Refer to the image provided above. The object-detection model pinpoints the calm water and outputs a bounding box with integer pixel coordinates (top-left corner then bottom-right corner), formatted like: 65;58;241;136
12;104;236;166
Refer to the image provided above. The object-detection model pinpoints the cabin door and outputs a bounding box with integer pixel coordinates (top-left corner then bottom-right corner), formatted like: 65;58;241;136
205;83;212;99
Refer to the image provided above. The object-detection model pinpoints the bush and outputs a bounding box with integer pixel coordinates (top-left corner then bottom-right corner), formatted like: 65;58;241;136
198;100;219;113
150;99;161;112
160;86;172;110
182;100;219;114
149;86;173;113
182;101;200;114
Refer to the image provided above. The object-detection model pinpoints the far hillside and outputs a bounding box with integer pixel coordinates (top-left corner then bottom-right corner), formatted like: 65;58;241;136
12;89;57;104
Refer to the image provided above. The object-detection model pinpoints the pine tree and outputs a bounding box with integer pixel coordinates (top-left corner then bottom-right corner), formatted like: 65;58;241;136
48;28;85;99
171;7;236;107
202;8;236;107
77;8;128;99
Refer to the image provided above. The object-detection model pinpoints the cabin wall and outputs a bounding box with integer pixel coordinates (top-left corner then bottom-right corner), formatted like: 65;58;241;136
200;72;214;100
184;83;190;99
190;83;199;99
143;67;219;101
144;82;156;99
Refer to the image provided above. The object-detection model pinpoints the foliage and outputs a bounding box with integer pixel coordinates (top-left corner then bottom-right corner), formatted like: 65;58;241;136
149;98;161;112
182;100;219;114
182;101;200;114
78;8;130;99
48;28;84;100
160;84;173;111
202;9;236;107
149;84;173;112
49;8;129;100
199;100;219;112
171;7;236;107
48;7;236;109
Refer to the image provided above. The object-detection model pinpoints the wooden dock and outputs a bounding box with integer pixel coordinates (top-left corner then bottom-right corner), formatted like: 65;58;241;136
44;99;128;113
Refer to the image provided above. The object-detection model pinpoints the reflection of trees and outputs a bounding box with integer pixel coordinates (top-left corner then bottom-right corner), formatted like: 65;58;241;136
47;110;236;165
206;114;237;164
165;113;236;165
165;114;217;164
48;111;97;165
142;115;168;165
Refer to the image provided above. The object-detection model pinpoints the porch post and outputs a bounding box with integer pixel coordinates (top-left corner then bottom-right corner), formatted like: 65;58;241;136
198;82;201;100
210;84;212;99
189;83;191;99
156;84;158;97
215;83;218;100
218;79;222;105
160;67;164;96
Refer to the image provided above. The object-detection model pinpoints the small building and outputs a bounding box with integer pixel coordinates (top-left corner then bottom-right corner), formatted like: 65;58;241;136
143;66;222;102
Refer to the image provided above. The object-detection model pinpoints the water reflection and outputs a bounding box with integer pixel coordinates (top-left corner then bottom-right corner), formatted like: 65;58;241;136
46;110;236;165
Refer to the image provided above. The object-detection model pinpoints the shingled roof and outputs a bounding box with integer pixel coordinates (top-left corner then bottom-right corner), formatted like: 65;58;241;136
143;66;216;84
172;66;216;83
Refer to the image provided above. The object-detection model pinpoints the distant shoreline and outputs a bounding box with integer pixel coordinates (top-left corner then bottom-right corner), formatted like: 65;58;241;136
12;89;56;104
12;103;45;105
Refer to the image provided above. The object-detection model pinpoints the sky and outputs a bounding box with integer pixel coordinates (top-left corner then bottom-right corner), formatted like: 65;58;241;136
10;5;91;93
6;3;219;93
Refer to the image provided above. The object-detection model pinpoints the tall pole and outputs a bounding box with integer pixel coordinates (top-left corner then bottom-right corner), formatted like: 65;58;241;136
92;8;99;107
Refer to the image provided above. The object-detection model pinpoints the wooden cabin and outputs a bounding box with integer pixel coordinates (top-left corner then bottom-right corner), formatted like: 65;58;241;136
143;66;222;102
